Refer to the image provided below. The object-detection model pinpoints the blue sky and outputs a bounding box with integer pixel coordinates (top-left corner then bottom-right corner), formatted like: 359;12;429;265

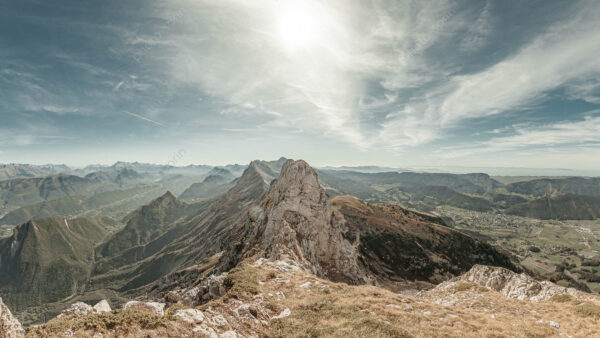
1;0;600;172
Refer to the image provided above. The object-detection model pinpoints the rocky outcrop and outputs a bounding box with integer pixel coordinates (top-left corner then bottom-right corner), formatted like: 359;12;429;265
58;300;112;318
0;297;24;338
432;264;578;301
92;299;112;313
181;272;228;305
58;302;94;318
173;309;205;324
232;160;365;284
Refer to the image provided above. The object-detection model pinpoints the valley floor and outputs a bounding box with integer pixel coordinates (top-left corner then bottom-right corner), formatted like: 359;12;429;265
439;206;600;293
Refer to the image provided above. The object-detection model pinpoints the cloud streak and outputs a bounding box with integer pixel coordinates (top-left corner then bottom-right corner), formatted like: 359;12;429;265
121;110;167;128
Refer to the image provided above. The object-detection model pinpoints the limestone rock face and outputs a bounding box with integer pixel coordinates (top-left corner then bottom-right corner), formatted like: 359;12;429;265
436;264;578;301
93;300;111;313
174;309;205;324
58;300;112;318
58;302;94;318
248;160;365;284
181;272;227;306
0;297;24;338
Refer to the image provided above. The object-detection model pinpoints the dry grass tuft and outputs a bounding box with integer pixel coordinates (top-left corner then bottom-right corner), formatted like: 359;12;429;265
164;303;187;316
575;303;600;318
223;263;260;300
549;294;575;303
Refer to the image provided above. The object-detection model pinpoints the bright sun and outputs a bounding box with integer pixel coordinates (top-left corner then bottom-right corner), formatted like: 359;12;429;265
277;1;321;51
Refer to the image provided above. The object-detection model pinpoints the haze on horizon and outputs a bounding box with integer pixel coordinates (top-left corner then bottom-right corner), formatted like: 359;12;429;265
1;0;600;174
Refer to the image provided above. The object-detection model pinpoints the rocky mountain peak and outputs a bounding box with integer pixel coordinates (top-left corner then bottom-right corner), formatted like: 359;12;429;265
202;174;228;185
264;159;326;207
237;160;365;284
150;191;180;207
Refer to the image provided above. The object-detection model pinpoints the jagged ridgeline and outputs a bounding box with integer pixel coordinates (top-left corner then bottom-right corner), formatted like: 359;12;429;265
0;159;516;325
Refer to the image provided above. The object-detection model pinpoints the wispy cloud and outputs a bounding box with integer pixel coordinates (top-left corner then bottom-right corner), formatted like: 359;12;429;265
438;112;600;158
459;1;493;51
378;0;600;151
440;6;600;124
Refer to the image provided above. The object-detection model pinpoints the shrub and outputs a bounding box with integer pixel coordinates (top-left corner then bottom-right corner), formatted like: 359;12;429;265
549;294;573;303
582;259;600;267
223;263;259;300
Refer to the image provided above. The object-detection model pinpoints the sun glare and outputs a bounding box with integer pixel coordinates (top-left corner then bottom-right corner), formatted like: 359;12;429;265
277;1;321;51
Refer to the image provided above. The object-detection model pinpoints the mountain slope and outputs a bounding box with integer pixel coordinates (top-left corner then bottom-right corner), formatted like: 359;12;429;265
506;194;600;220
0;217;113;321
387;185;495;212
0;196;88;226
505;177;600;197
204;168;235;180
318;170;502;195
96;192;188;259
0;169;150;211
88;159;278;295
178;175;233;201
0;178;201;228
332;195;514;286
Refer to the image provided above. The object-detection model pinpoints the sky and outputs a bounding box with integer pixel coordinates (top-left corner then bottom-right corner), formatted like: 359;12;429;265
1;0;600;173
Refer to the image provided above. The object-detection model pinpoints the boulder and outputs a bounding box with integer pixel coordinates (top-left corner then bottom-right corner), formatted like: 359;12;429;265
181;273;227;306
93;300;111;313
174;309;205;324
273;308;291;319
58;302;94;318
233;304;257;318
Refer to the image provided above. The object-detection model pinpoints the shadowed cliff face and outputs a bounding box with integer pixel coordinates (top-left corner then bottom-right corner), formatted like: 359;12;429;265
331;195;517;288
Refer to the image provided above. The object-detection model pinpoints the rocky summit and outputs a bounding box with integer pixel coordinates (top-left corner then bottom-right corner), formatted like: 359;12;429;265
224;160;366;283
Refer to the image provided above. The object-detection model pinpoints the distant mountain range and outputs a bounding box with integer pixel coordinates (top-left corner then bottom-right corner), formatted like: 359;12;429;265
2;161;600;225
0;169;156;211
